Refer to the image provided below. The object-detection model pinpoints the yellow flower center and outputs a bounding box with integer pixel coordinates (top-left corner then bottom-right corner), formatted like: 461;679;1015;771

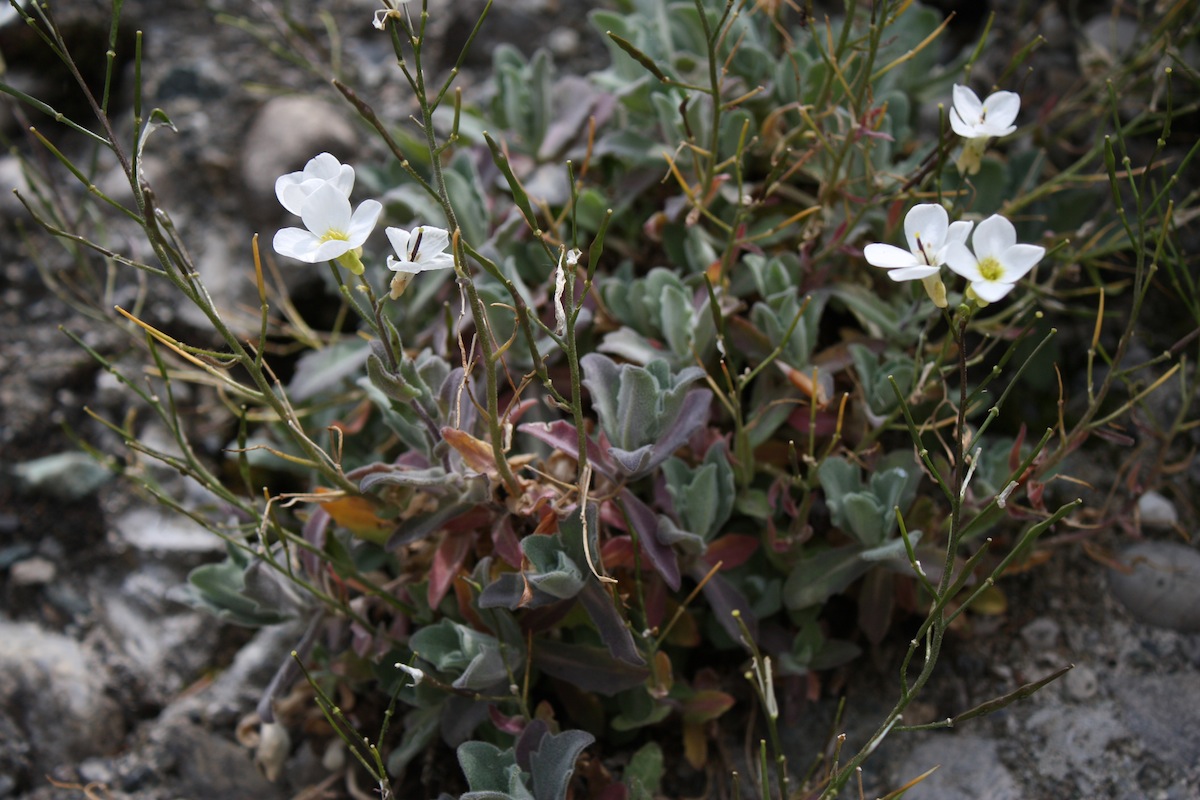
320;229;349;243
978;256;1003;281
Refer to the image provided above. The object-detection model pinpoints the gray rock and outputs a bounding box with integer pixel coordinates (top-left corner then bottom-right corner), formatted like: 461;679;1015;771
163;621;304;727
0;708;31;795
1025;703;1125;794
1108;541;1200;632
142;717;288;800
1114;673;1200;769
92;563;220;703
239;95;359;220
113;506;226;553
0;621;125;777
894;734;1019;800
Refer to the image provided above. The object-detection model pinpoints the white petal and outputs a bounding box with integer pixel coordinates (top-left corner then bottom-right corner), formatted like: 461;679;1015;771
887;265;940;282
277;179;325;216
952;85;983;122
864;243;918;269
971;215;1016;260
414;226;451;258
999;244;1045;280
982;91;1020;129
275;175;302;214
936;220;974;264
949;107;976;138
904;203;949;257
419;252;456;272
970;280;1016;303
305;153;340;180
943;242;983;281
945;220;973;245
387;255;420;274
300;182;352;237
385;227;412;260
345;199;382;247
311;239;352;262
296;155;354;197
273;227;324;262
331;166;355;196
979;120;1017;137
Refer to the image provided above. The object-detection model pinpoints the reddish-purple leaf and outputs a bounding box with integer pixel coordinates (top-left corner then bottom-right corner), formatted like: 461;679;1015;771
620;489;680;590
428;532;471;609
534;642;649;695
681;689;736;724
703;534;759;571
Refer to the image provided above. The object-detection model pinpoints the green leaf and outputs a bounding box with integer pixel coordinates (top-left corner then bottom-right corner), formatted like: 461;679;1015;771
530;729;594;800
457;741;531;800
366;353;422;402
659;282;693;357
783;546;871;610
410;620;517;691
288;340;368;401
625;742;665;800
444;160;489;246
183;552;292;626
818;456;864;524
842;492;886;546
612;688;672;731
386;704;442;778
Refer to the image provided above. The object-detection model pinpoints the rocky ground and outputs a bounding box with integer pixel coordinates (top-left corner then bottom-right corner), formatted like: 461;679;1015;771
1;1;1198;798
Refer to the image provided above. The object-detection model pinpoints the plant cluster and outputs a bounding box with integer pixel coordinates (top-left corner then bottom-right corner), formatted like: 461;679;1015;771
4;0;1197;798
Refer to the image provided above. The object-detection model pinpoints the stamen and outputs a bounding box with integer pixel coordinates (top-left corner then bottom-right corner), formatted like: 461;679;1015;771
409;228;424;261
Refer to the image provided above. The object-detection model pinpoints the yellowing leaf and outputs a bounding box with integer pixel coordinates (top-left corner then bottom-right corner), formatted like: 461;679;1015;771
441;427;499;475
777;361;830;406
314;487;391;544
649;650;674;698
682;721;707;770
970;584;1008;616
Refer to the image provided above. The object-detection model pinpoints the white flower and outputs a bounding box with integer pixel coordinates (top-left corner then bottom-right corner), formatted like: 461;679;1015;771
943;214;1044;303
863;204;972;307
272;181;381;272
394;662;424;687
949;84;1020;139
373;2;411;30
275;153;356;216
385;225;455;299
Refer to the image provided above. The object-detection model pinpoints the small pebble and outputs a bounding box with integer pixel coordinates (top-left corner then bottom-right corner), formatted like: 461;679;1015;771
77;757;116;785
1020;617;1061;651
1138;491;1178;529
9;556;56;586
1109;541;1200;633
1064;664;1099;701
